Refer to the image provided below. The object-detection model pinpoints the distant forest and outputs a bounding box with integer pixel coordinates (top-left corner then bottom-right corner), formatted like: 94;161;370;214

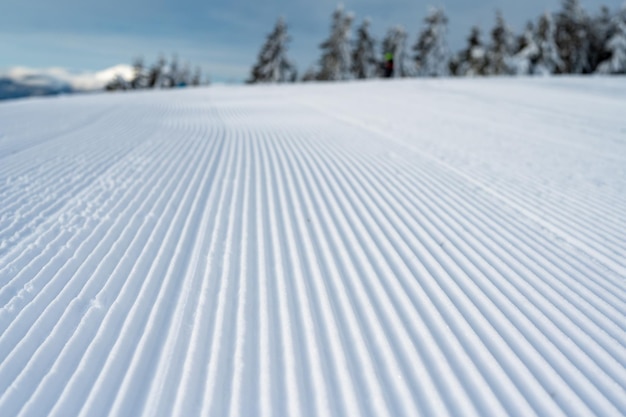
108;0;625;91
106;55;209;91
248;0;626;83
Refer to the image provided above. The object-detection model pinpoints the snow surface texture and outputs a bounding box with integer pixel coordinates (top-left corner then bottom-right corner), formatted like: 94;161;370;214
0;78;625;417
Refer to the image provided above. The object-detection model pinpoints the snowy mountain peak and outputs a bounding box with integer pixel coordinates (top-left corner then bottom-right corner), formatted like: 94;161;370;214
0;64;134;100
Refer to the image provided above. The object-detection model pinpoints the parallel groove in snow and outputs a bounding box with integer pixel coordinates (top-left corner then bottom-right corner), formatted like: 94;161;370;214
297;96;626;277
0;80;624;417
303;84;626;242
3;120;203;417
304;130;623;412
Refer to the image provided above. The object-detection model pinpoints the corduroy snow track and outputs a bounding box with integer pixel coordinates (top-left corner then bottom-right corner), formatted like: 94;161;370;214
0;77;625;417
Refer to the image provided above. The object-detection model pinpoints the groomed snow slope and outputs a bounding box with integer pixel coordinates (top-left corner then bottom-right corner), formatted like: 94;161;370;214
0;78;625;417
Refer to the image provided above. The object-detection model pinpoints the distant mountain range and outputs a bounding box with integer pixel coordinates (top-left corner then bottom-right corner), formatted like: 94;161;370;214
0;65;134;101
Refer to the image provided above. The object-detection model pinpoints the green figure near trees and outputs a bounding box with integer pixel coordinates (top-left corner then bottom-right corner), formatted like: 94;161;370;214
384;52;394;78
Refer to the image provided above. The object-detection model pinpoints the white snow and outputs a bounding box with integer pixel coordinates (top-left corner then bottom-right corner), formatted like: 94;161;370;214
0;77;625;417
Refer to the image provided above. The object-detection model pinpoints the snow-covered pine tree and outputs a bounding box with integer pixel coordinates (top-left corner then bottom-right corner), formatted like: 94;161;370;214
105;75;129;91
535;12;564;75
486;11;516;75
556;0;591;73
448;55;461;76
248;17;297;83
588;6;613;71
457;26;488;76
318;5;354;81
301;66;318;82
508;22;539;75
166;54;180;88
179;62;191;87
191;67;202;86
351;18;377;79
596;2;626;74
381;25;410;77
147;55;167;88
413;7;450;77
130;57;147;89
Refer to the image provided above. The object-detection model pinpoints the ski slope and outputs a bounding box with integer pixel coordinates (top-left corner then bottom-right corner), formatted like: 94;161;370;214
0;77;625;417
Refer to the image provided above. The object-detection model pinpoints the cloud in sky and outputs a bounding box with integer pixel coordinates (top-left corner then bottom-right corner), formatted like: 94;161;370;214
0;0;621;82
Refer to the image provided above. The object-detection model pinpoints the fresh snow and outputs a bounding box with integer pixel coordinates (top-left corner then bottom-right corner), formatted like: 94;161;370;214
0;77;625;417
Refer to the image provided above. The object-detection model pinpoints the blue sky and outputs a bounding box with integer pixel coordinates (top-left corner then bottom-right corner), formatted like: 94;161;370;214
0;0;620;82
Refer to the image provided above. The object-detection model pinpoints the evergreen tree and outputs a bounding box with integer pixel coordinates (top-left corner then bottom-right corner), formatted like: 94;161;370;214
147;55;167;88
179;62;191;87
130;57;147;89
457;26;488;76
166;54;180;88
318;5;354;81
448;55;461;76
486;11;516;75
535;12;564;75
588;6;613;71
351;18;377;79
301;66;318;82
597;3;626;74
381;25;410;77
413;7;450;77
191;67;202;86
248;17;297;83
508;22;539;75
105;75;129;91
556;0;591;73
